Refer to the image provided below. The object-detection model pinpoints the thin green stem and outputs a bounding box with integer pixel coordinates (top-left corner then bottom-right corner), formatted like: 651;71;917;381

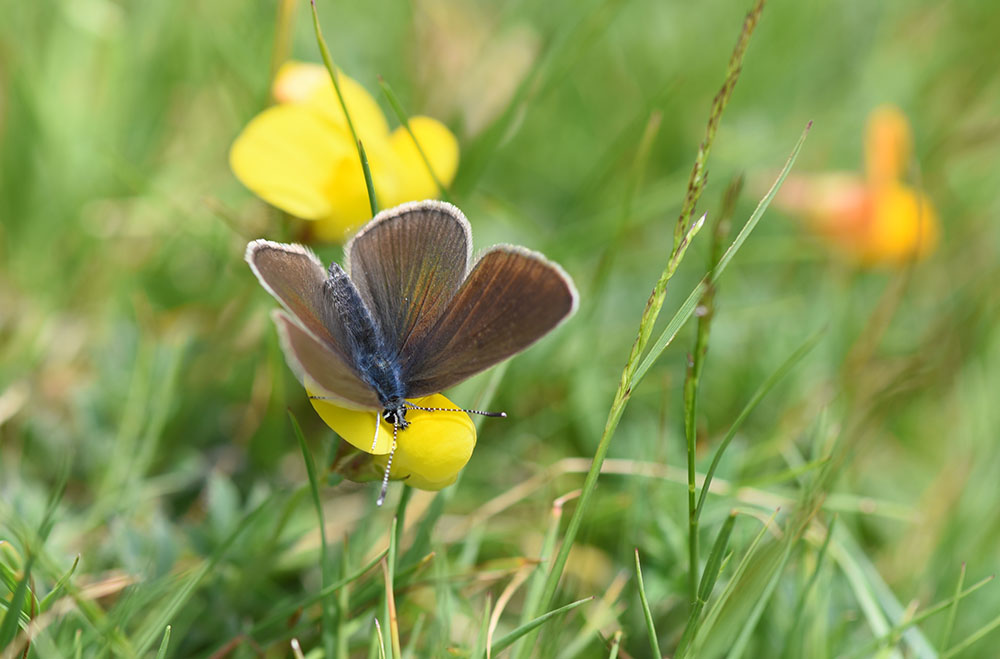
377;76;452;201
684;176;740;601
634;549;662;658
530;0;768;625
309;0;378;217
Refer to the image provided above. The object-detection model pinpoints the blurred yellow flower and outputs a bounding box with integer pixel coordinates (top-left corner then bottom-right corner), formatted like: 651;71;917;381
308;387;476;490
231;61;459;242
774;105;938;266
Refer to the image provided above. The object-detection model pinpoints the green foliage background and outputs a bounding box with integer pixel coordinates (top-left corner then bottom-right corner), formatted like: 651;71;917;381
1;0;999;656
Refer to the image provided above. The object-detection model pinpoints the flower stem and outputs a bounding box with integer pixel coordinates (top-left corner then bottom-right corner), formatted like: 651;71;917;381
309;0;378;217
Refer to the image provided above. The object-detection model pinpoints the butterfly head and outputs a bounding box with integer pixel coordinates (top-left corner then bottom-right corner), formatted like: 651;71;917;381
381;400;409;429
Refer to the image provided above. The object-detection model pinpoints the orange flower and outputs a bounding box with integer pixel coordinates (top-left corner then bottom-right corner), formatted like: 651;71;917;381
774;105;938;265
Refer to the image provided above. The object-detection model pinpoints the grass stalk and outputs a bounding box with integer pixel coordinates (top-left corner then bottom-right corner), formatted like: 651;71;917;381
940;562;966;650
683;176;739;601
377;76;452;201
531;0;770;625
309;0;378;216
634;549;662;658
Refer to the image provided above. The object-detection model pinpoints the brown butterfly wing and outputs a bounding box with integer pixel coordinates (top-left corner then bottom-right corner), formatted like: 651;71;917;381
345;201;470;360
401;245;578;397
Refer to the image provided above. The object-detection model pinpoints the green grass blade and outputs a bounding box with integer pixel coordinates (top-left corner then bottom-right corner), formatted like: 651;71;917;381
607;630;623;659
513;495;570;659
471;594;492;659
337;534;351;659
358;138;378;216
530;1;776;628
783;515;837;658
490;597;593;655
290;410;335;658
0;554;34;649
633;120;812;387
133;498;276;654
38;554;79;612
385;518;401;659
634;549;662;658
690;509;778;656
725;538;795;659
249;545;389;636
377;76;451;201
155;625;172;659
676;512;737;657
942;609;1000;658
683;176;740;603
940;562;966;650
696;327;824;520
309;0;377;216
842;575;994;659
834;525;938;658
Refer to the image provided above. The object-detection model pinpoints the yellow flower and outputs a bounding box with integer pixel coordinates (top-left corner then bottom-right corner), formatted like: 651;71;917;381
308;387;476;490
230;61;459;242
773;105;939;266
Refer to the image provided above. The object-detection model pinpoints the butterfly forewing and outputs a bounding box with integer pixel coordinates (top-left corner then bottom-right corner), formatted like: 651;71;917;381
246;240;353;362
345;201;471;359
402;245;578;397
272;310;381;409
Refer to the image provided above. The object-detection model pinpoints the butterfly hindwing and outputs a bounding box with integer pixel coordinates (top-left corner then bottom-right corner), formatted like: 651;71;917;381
345;200;471;360
402;245;578;397
272;310;381;409
246;239;353;362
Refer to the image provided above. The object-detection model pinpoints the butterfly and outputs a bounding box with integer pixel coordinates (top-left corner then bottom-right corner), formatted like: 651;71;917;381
246;200;578;502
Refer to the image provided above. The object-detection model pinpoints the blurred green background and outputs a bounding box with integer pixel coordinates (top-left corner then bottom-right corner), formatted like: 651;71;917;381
2;0;999;656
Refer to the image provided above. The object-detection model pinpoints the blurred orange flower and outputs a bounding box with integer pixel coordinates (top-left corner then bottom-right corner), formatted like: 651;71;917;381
775;105;938;265
231;62;459;242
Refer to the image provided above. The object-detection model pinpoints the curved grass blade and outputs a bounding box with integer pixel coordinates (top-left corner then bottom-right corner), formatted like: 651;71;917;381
842;574;994;659
309;0;377;216
634;549;662;658
38;555;80;613
782;515;837;659
942;609;1000;658
377;76;451;201
0;555;34;649
490;597;593;655
155;625;171;659
249;546;388;636
940;563;966;650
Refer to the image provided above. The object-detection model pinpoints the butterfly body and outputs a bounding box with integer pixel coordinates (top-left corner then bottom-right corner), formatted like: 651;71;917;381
324;262;410;426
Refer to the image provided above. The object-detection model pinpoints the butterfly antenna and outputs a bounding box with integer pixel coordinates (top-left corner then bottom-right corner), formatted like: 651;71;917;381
404;402;506;418
370;411;381;452
376;420;398;507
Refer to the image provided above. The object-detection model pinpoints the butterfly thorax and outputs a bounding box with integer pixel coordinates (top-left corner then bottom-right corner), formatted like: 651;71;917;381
325;263;410;426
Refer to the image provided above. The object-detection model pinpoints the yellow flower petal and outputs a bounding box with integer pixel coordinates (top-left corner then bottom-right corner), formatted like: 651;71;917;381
865;104;912;188
230;104;353;220
232;67;461;243
309;391;476;490
861;182;939;265
272;61;328;104
385;116;460;204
